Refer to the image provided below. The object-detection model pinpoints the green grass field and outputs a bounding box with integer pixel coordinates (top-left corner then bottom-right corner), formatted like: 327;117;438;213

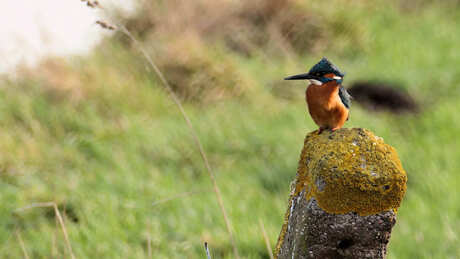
1;1;460;258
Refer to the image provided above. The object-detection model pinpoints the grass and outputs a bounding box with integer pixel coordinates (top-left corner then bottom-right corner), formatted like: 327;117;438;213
1;0;460;258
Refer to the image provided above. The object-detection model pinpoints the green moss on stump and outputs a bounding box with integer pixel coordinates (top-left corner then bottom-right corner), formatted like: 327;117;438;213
275;128;407;257
295;128;407;216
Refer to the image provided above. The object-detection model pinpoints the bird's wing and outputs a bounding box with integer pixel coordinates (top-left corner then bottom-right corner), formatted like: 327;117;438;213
339;86;352;109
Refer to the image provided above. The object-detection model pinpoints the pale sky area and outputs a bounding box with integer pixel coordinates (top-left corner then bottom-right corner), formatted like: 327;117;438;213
0;0;133;73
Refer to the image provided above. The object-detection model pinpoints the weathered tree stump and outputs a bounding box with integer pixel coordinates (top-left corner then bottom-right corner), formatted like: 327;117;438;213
275;128;407;259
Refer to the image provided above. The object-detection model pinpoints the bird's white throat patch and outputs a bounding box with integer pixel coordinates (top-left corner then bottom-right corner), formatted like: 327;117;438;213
309;79;323;85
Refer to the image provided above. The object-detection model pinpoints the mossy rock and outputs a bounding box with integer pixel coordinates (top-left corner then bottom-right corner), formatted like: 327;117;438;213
295;128;407;216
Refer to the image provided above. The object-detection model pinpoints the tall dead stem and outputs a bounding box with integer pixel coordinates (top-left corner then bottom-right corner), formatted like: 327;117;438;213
88;2;240;257
15;202;75;259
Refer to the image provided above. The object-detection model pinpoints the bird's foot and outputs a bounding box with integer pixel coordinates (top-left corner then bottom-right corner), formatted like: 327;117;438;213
318;127;326;134
330;127;340;132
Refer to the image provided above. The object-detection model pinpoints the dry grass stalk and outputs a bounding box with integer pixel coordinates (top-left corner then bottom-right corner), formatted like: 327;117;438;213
147;233;152;258
15;230;30;259
85;1;240;257
259;219;274;259
204;242;212;259
119;25;240;258
15;202;76;259
80;0;100;9
96;21;116;30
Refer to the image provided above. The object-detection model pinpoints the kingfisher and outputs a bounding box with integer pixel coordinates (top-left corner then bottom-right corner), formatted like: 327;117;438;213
285;57;351;134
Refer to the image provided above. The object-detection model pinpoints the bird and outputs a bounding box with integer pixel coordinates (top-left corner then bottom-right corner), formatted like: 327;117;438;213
285;57;351;134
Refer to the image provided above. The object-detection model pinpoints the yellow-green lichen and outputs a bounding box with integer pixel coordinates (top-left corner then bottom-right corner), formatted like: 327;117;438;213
275;128;407;257
296;128;407;216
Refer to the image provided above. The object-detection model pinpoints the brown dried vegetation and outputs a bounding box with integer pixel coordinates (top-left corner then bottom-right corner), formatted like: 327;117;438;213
155;35;250;103
17;58;86;103
112;0;370;102
122;0;328;56
17;0;370;104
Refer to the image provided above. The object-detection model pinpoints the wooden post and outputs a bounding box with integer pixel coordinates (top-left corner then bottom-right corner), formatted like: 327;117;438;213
275;128;407;259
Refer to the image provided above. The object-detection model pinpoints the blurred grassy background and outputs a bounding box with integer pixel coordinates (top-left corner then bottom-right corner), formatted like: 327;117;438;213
1;0;460;258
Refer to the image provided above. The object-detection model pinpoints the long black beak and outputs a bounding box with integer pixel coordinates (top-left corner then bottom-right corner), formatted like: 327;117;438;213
284;73;317;80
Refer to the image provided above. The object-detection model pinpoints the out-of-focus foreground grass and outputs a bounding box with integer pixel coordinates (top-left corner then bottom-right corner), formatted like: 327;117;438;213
1;0;460;258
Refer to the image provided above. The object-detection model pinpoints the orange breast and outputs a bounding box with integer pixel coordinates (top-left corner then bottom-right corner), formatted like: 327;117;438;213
306;81;349;129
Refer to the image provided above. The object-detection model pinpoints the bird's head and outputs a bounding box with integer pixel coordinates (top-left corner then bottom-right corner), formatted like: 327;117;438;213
285;57;345;85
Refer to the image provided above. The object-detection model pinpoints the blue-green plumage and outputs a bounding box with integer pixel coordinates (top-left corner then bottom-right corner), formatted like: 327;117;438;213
308;57;345;78
339;86;352;109
284;57;352;109
311;58;351;109
285;57;351;132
